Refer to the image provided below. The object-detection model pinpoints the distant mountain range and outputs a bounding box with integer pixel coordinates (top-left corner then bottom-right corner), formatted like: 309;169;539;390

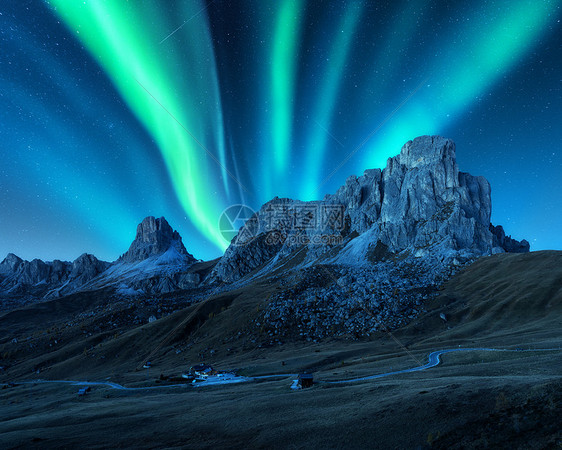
0;136;528;309
0;216;199;305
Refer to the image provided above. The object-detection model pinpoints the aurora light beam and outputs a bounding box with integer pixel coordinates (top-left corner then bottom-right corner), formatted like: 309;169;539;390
3;0;558;260
270;0;306;177
47;0;230;250
300;2;363;200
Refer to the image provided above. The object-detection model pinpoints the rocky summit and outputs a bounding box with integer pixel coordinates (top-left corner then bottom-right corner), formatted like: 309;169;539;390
204;136;529;339
119;216;195;263
210;136;528;284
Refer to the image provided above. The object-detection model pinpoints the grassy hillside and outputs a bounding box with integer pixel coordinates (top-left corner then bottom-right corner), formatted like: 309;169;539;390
404;251;562;347
0;251;561;448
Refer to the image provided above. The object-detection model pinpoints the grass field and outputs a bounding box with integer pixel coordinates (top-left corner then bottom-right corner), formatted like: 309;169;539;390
0;251;561;448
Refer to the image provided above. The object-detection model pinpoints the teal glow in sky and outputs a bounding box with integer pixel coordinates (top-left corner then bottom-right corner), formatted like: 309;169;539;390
271;0;305;174
47;0;228;251
0;0;560;261
300;2;363;200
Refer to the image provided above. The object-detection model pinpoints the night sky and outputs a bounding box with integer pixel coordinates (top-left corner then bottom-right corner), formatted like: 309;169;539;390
0;0;560;262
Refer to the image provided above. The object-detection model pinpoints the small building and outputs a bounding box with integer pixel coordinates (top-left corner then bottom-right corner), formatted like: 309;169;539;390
189;364;214;378
297;373;314;388
78;386;91;396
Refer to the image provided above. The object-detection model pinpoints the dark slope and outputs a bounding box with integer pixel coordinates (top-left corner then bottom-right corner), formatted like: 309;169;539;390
2;252;560;384
0;253;560;450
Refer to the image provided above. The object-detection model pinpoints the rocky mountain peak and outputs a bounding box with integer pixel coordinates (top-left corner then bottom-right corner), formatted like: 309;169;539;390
119;216;195;263
70;253;110;279
136;216;177;242
0;253;23;274
398;135;456;169
210;135;529;283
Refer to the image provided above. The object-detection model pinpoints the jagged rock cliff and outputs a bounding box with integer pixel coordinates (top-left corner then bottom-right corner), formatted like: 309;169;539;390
119;216;195;263
490;224;530;253
210;136;529;283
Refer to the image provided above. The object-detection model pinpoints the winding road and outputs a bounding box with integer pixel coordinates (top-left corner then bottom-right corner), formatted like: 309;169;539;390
12;347;561;391
327;347;561;384
17;379;186;391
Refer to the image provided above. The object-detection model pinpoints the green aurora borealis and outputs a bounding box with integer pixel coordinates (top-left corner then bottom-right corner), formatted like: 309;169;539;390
0;0;560;260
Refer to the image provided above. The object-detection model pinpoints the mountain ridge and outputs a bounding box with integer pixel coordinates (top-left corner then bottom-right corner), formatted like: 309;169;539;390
0;216;198;304
0;136;529;308
209;135;528;283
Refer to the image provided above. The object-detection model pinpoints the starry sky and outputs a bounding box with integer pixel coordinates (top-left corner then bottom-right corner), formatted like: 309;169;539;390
0;0;560;262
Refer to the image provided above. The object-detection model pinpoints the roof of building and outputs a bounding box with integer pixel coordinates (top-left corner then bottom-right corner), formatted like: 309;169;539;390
298;373;314;379
191;363;213;372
